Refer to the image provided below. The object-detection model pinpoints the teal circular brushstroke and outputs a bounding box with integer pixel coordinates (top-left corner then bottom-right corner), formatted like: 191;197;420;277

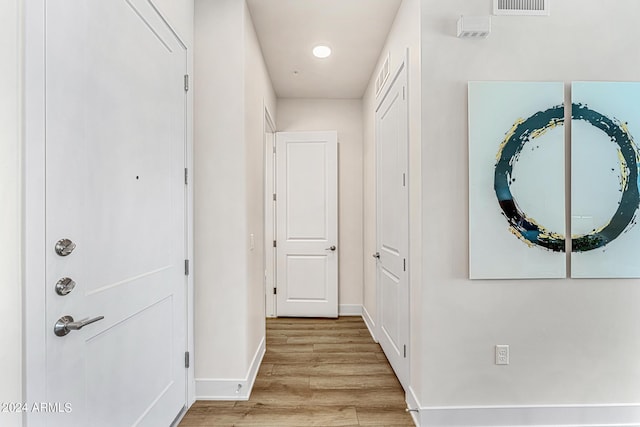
494;104;640;253
571;103;640;252
494;105;566;252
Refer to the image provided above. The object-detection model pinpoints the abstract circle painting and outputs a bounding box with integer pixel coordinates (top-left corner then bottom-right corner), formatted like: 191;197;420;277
494;104;640;253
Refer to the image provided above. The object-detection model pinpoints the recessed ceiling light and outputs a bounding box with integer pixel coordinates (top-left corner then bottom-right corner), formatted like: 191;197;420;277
312;45;331;59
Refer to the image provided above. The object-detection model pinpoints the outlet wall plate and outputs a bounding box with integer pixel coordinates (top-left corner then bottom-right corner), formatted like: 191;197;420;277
496;344;510;365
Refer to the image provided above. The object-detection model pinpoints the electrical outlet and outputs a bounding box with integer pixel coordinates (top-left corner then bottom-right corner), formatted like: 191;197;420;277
495;345;509;365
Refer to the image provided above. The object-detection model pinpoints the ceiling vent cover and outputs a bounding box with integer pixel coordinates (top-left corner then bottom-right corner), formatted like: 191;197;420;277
493;0;550;16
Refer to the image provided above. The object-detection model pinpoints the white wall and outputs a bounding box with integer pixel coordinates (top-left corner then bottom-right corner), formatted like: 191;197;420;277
362;0;422;399
195;0;248;384
0;1;22;426
277;98;364;311
194;0;275;398
244;0;276;371
420;0;640;414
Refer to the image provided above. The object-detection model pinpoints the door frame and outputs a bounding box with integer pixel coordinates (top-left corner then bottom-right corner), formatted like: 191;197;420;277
273;131;339;318
374;52;411;389
22;2;195;423
263;105;277;318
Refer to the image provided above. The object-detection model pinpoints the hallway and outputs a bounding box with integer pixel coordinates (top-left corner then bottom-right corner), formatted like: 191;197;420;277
179;317;413;426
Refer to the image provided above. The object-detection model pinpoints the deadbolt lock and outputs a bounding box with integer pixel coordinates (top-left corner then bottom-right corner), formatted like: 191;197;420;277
55;238;76;256
55;277;76;296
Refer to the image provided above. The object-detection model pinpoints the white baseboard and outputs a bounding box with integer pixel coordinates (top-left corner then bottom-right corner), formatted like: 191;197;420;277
414;403;640;427
195;337;265;400
339;304;362;316
362;305;377;343
406;386;421;426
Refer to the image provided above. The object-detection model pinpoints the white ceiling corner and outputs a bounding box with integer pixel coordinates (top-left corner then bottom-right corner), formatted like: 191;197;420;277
246;0;402;99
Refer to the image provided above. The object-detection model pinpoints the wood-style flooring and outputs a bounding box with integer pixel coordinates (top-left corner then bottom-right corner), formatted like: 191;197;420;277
179;316;414;426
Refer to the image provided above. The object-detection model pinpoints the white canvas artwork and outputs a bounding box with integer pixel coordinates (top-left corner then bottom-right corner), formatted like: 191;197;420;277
571;82;640;278
468;82;566;279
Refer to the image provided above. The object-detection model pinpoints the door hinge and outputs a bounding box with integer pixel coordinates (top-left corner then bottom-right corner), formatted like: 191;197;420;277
273;193;277;201
403;345;407;358
403;86;406;100
184;168;189;185
185;259;190;276
185;351;190;368
402;173;406;187
184;74;190;92
403;258;406;271
273;240;277;248
273;287;277;295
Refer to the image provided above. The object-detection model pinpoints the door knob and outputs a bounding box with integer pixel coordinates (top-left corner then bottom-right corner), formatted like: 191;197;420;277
54;315;104;337
55;238;76;256
55;277;76;296
325;245;337;251
372;252;380;259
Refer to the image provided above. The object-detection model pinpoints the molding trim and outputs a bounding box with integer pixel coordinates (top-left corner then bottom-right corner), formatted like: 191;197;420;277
339;304;362;316
416;403;640;427
245;336;265;394
195;337;265;401
406;386;421;426
362;305;378;343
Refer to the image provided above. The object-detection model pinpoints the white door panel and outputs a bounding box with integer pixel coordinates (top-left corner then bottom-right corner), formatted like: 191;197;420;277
376;62;409;389
380;268;401;351
286;255;329;299
45;0;186;425
276;131;338;318
286;142;329;239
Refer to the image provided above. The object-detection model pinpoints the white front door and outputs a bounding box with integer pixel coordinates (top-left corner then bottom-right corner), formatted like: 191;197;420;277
275;131;338;318
44;1;187;425
375;62;410;389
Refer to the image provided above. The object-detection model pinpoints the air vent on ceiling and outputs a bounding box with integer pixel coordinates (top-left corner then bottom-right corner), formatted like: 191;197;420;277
493;0;550;16
375;53;390;98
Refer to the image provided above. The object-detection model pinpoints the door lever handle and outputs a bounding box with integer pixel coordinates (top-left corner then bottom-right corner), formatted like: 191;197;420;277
325;245;337;251
372;252;380;259
54;315;105;337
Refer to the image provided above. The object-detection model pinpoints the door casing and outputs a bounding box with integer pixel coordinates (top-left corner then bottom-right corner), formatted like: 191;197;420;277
264;106;277;318
274;131;339;318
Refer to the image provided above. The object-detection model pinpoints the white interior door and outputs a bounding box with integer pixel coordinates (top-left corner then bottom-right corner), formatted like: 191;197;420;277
275;131;338;318
375;62;410;389
45;1;187;425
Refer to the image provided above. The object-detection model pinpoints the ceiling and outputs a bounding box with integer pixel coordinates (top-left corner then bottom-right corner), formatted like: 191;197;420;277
246;0;403;99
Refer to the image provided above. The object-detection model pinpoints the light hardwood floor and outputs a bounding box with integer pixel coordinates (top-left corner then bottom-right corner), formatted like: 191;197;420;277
179;316;414;426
